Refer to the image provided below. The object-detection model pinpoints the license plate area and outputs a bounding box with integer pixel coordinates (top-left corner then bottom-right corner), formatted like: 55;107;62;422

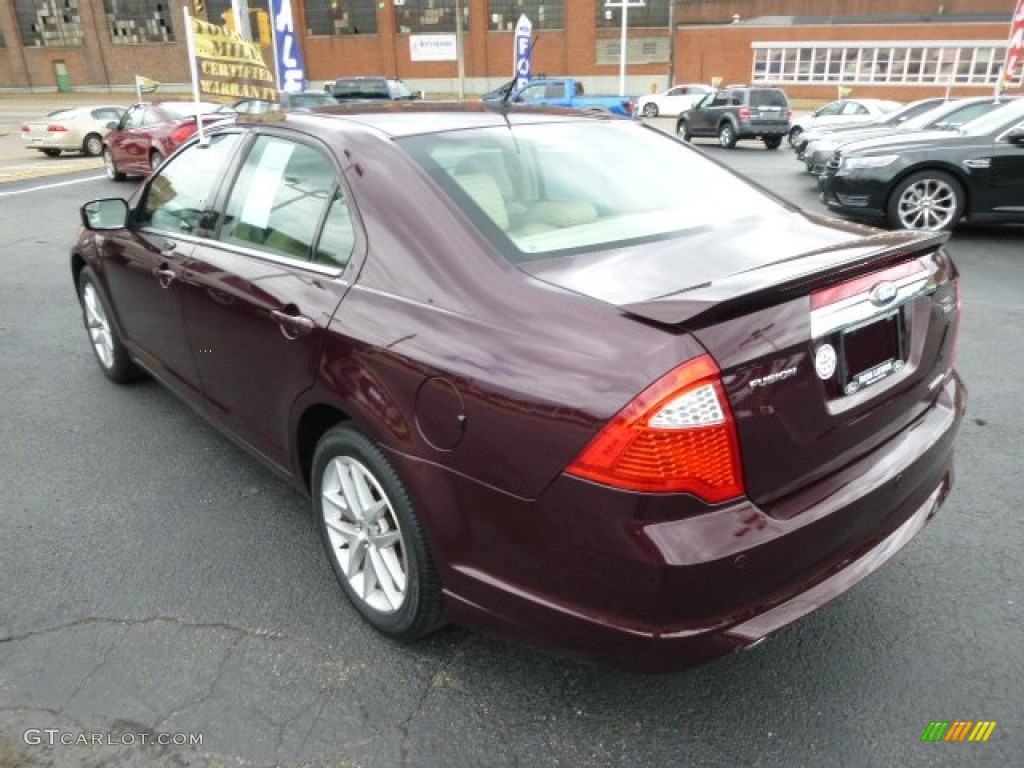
836;310;905;396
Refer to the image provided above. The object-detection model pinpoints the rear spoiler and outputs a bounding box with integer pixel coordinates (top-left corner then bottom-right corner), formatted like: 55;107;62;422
620;230;949;327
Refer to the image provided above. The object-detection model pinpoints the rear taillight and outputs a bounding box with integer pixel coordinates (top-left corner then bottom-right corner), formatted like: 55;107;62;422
566;354;745;502
170;122;198;146
738;107;751;120
20;124;29;132
47;124;68;132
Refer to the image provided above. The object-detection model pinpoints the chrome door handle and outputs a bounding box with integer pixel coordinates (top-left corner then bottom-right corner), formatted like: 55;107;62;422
271;309;314;339
153;265;176;287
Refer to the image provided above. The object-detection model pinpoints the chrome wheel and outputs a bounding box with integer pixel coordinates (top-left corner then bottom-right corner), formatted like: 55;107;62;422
83;133;103;157
718;123;736;149
82;282;114;370
321;456;407;614
894;176;959;230
642;102;658;118
102;148;124;181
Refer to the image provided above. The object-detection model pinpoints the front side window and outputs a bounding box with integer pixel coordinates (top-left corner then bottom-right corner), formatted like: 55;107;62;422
218;136;338;262
139;132;242;234
120;106;145;130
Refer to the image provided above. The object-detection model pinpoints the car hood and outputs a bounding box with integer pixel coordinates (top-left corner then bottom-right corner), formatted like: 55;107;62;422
519;209;944;326
837;129;963;155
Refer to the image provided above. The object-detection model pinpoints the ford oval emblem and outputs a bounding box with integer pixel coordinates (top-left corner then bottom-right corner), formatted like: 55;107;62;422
869;281;898;306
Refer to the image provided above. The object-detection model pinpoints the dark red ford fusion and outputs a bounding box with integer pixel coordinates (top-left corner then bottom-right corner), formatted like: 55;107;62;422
71;103;965;670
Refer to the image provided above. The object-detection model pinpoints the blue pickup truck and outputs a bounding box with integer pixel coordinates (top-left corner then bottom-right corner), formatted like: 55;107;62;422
486;78;636;117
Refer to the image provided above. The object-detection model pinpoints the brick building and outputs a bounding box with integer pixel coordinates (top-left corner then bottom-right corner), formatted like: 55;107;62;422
0;1;1018;99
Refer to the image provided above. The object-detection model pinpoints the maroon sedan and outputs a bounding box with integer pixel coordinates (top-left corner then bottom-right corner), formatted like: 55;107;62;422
102;100;225;181
71;104;965;670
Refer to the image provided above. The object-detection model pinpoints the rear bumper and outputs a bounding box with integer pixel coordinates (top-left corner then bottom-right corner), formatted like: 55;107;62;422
411;374;965;671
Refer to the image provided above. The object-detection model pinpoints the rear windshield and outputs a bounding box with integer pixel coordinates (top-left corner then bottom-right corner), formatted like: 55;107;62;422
398;121;784;263
748;90;788;108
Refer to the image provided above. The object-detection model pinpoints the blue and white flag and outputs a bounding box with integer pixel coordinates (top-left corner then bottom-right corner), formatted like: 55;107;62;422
513;15;533;93
270;0;306;93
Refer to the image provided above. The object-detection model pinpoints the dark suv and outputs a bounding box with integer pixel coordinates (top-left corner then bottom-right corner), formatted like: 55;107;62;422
330;76;422;102
676;87;792;149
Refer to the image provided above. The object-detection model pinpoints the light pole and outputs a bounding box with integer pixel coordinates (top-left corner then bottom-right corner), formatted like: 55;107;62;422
455;0;465;100
666;0;675;88
605;0;645;96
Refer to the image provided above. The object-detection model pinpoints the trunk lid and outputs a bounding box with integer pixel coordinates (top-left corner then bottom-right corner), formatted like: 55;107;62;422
522;212;959;508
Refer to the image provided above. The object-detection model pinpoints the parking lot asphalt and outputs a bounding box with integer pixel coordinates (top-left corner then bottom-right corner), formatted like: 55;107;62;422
0;115;1021;768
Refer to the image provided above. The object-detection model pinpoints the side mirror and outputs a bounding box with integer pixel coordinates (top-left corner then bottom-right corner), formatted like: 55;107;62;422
1006;128;1024;147
106;120;118;130
81;199;129;231
415;90;425;100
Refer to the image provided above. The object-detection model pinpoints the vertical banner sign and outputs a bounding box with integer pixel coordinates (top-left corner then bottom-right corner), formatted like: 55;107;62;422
1005;0;1024;87
513;15;533;93
190;16;277;101
270;0;307;93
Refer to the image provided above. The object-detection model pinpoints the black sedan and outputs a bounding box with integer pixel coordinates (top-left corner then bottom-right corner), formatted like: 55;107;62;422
819;98;1024;230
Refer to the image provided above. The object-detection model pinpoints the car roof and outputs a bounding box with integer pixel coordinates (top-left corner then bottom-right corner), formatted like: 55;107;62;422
257;101;615;138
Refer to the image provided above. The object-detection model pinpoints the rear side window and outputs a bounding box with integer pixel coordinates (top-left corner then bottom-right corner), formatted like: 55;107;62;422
218;136;338;262
749;90;788;108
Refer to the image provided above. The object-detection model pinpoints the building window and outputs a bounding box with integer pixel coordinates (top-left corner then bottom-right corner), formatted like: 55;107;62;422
396;0;470;34
488;2;563;31
103;1;173;44
752;41;1009;87
595;35;667;65
304;0;378;36
15;0;85;47
597;0;669;29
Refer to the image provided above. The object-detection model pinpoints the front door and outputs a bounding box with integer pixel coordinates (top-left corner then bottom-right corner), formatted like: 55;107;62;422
100;132;244;399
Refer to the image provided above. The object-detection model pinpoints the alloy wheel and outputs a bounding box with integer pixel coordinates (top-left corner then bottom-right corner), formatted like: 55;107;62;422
82;282;114;369
320;456;408;614
896;177;959;230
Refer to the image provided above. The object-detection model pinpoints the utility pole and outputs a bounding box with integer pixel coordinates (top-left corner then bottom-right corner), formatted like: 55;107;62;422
666;0;675;88
455;0;465;101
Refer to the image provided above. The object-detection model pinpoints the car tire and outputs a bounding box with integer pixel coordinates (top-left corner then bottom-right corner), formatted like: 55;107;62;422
676;119;692;142
313;424;444;641
886;170;965;231
82;133;104;157
763;136;783;150
642;102;659;118
150;150;165;172
103;148;126;181
718;123;737;149
42;148;62;158
77;267;143;383
788;126;803;147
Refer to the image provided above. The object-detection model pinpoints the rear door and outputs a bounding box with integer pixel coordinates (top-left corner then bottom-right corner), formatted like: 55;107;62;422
181;132;360;469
